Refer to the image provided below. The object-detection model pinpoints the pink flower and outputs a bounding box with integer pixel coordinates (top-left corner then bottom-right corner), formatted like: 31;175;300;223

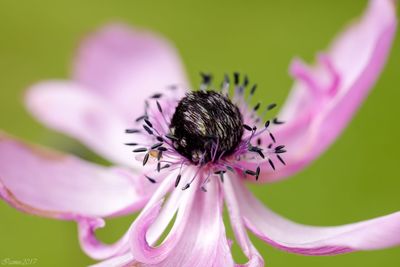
0;0;398;266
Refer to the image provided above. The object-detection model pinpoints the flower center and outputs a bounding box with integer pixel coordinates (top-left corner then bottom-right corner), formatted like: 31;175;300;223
169;91;243;164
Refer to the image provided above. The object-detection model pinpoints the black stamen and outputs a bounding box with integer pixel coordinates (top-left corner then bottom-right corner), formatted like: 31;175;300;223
144;119;153;128
156;101;163;113
243;124;253;131
156;136;164;142
175;174;182;187
124;143;138;146
234;72;239;85
253;103;261;111
245;169;257;176
145;175;156;183
182;184;190;190
200;72;212;85
267;103;277;110
265;120;270;128
256;166;260;180
268;159;275;170
143;153;150;166
277;154;286;165
125;129;140;134
143;125;153;135
226;166;235;172
273;118;285;125
157;147;168;152
157;162;161;172
250;84;257;95
243;75;249;87
165;134;179;141
151;142;164;149
135;115;147;122
269;132;276;143
150;93;163;99
133;147;147;153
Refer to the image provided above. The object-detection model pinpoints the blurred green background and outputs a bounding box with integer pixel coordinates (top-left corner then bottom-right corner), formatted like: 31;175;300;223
0;0;399;266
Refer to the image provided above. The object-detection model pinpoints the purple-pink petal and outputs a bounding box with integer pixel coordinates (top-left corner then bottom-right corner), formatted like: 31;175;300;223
223;175;264;267
256;0;397;182
72;23;189;117
0;131;152;219
231;176;400;255
26;24;189;167
129;168;234;266
26;82;144;167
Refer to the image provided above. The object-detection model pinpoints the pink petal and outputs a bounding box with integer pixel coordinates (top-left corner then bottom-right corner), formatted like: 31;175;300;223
26;81;144;167
0;131;153;219
78;217;130;260
257;0;397;182
90;253;134;267
129;168;234;266
73;23;189;116
78;167;175;261
231;176;400;255
223;175;263;267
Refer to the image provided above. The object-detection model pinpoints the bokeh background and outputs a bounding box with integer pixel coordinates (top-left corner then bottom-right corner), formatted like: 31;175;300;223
0;0;399;266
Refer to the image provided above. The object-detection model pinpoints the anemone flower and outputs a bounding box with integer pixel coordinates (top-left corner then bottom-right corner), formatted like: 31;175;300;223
0;0;399;266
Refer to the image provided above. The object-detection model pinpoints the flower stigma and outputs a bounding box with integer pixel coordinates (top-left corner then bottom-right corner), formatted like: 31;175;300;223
169;91;244;164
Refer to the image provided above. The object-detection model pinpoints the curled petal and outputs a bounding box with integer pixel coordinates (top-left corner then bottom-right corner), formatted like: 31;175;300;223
223;175;263;267
73;23;189;116
0;131;152;219
78;217;130;260
257;0;397;182
129;169;234;266
231;176;400;255
77;167;174;260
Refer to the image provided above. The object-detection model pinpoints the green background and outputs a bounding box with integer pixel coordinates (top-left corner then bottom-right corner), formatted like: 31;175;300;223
0;0;399;266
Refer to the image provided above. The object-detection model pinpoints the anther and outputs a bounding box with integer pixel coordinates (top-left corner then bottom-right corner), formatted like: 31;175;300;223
165;134;179;141
156;101;163;113
151;142;164;149
267;103;277;110
277;154;286;165
273;118;285;125
243;124;253;131
143;125;153;135
269;132;276;143
255;166;260;180
182;183;190;190
234;72;240;85
245;169;257;176
124;143;138;146
143;153;150;166
175;174;182;187
268;159;275;170
150;93;163;99
144;119;153;128
133;147;147;153
135;115;147;122
145;175;157;184
250;84;257;95
125;129;141;134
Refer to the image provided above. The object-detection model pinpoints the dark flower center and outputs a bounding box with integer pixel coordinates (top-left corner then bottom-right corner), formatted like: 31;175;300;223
169;91;243;164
